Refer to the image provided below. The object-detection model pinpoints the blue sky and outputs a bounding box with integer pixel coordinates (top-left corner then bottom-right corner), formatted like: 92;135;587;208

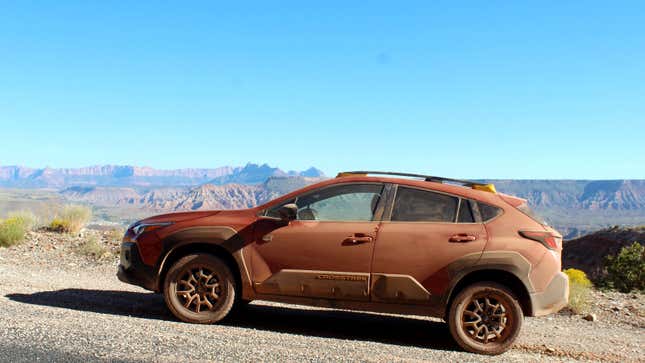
1;1;643;178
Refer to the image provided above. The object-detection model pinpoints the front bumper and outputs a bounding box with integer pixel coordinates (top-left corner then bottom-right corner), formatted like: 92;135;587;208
117;242;157;291
529;271;569;316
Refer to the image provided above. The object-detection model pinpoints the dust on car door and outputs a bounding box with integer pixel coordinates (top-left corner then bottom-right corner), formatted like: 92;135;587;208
252;183;385;301
371;185;488;305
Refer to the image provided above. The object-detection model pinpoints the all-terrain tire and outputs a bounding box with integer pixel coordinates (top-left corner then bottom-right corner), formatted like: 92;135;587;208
163;254;236;324
448;281;523;355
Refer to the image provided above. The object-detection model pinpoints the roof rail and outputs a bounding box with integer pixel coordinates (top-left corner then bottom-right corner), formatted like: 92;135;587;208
336;171;497;193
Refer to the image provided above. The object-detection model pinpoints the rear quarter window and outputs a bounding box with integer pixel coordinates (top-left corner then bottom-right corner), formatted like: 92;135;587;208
478;202;503;222
391;187;458;222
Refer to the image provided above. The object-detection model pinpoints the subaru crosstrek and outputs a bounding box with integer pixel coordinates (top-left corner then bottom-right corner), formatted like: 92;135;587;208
118;171;568;355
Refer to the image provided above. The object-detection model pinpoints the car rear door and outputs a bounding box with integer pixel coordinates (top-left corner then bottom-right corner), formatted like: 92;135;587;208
251;183;385;301
370;185;487;304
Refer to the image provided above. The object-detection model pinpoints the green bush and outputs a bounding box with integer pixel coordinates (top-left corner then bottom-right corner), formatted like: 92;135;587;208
0;211;37;247
603;242;644;293
0;218;25;247
48;218;71;233
48;205;92;233
564;268;592;314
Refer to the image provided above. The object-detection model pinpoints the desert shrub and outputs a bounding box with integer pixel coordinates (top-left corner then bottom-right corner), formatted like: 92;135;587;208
564;268;592;314
48;218;71;232
106;227;125;242
0;211;37;247
603;242;644;293
48;205;92;233
77;234;107;258
0;218;27;247
7;210;37;230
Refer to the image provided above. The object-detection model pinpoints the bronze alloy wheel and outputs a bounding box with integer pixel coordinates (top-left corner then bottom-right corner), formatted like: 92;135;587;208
448;282;523;355
462;293;511;344
164;254;237;324
176;266;223;313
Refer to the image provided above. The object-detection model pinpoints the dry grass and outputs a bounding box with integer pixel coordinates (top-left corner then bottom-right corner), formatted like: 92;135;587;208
48;205;92;234
106;227;125;243
76;234;108;259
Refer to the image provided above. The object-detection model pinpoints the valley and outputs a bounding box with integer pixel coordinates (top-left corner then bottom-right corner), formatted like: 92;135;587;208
1;164;644;238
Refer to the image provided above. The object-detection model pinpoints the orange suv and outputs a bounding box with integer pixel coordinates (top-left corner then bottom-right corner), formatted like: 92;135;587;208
118;171;568;355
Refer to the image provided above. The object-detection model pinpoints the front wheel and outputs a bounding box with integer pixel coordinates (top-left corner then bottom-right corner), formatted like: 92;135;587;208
447;282;523;355
163;254;237;324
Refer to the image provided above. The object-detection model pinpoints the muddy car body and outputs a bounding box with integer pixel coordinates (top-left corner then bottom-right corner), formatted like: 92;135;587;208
118;171;568;355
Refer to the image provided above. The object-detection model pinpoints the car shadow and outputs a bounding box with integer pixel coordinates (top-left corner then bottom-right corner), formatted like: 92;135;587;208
227;303;456;351
6;289;172;321
6;289;456;351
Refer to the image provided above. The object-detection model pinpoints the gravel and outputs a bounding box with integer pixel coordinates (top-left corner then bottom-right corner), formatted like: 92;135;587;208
1;231;643;362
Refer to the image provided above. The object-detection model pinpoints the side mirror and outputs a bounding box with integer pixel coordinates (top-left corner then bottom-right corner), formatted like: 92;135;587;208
278;203;298;221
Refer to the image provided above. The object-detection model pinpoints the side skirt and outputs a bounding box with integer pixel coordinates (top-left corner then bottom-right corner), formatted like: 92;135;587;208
252;293;444;319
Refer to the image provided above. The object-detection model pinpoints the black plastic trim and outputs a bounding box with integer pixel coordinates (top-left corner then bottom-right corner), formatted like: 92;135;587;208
116;242;157;291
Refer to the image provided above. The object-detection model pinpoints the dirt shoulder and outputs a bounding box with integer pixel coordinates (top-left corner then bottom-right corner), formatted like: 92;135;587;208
0;231;643;362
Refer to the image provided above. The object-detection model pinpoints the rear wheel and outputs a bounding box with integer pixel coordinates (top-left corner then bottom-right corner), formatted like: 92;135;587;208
163;254;236;324
448;282;523;355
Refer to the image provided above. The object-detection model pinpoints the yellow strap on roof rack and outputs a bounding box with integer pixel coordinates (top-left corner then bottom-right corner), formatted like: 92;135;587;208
335;171;497;193
472;183;497;193
336;172;366;178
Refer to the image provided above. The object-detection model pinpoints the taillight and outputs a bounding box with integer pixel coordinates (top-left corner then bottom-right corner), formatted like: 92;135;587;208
519;230;561;250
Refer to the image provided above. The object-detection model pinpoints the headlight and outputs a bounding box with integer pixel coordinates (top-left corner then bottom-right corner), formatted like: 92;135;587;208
132;222;173;239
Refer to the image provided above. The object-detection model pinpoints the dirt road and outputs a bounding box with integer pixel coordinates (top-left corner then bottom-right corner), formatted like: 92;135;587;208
0;234;642;362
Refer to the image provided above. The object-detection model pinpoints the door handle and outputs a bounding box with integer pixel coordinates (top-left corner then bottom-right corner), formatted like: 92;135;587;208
342;234;374;245
449;234;478;243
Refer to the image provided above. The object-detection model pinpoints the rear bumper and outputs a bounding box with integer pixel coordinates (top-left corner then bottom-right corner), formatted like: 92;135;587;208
117;242;157;291
529;271;569;316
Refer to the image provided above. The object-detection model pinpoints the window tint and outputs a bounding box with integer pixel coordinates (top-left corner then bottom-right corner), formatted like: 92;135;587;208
267;184;383;221
479;202;503;221
457;199;475;223
391;187;458;222
265;198;295;218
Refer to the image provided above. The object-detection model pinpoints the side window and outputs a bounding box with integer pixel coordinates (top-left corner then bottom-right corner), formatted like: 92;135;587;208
479;202;503;222
267;184;383;221
457;199;475;223
296;184;383;221
391;187;458;222
265;198;295;218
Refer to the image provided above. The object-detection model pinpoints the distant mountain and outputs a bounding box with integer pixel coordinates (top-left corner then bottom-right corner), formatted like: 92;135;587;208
0;163;325;188
60;185;188;210
3;165;644;237
563;226;645;281
207;163;324;185
299;167;326;178
484;180;645;211
483;180;645;238
61;176;322;211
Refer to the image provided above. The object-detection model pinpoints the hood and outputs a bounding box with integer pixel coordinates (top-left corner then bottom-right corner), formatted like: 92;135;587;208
138;210;222;224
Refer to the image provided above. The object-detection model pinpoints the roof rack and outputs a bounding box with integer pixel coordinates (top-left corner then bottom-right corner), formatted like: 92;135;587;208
336;171;497;193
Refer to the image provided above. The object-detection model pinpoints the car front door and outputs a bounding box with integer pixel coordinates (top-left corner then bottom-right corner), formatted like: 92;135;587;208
251;183;384;301
370;185;488;305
